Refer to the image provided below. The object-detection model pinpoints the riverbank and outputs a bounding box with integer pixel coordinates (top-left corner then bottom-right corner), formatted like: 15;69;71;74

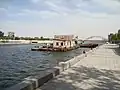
0;43;32;46
0;40;53;44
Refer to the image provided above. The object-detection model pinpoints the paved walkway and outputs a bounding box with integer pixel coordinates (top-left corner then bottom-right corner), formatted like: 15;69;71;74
37;44;120;90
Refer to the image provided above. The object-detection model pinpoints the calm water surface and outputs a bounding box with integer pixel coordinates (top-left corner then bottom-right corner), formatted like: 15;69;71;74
0;45;89;90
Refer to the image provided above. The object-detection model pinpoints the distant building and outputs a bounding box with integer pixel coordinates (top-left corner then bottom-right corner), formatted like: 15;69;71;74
53;35;76;48
8;32;15;38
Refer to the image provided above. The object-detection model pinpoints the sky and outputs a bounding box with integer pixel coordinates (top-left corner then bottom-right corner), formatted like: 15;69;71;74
0;0;120;39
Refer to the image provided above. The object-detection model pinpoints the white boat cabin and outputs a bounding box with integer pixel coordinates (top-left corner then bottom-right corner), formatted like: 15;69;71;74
53;35;76;48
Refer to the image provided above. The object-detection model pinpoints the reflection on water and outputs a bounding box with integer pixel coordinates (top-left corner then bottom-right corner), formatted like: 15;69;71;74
0;45;89;89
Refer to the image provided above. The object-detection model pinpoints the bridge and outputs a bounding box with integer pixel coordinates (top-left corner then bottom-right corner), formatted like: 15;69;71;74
78;36;108;44
83;36;108;41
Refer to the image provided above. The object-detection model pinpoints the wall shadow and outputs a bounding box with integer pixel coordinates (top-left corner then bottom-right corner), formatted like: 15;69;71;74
39;65;120;90
112;47;120;56
105;44;120;56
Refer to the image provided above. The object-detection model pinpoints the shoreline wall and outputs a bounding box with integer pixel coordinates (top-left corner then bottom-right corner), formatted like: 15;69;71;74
0;40;53;44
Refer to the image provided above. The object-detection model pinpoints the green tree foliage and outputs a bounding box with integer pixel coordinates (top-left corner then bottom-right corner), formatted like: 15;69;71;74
34;37;39;40
118;29;120;34
0;31;50;40
0;31;4;37
117;34;120;39
111;34;118;40
40;36;43;39
15;37;20;40
109;29;120;41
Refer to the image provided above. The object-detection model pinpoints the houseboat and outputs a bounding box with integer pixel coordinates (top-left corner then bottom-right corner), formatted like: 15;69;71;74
31;35;79;52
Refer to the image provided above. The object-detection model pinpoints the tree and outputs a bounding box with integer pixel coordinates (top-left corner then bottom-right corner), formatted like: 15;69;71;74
118;29;120;34
15;37;20;40
108;30;120;43
34;37;39;40
0;31;4;37
117;29;120;40
111;34;118;40
40;36;43;39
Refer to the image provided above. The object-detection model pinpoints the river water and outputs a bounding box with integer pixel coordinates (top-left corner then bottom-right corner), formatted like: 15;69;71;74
0;44;89;90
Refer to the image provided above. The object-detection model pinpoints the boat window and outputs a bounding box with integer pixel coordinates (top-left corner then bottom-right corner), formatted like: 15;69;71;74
61;42;63;46
56;42;59;46
67;42;69;45
50;43;53;46
35;46;39;48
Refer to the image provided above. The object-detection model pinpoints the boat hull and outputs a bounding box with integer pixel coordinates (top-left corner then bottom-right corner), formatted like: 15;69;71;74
80;44;98;48
31;47;78;52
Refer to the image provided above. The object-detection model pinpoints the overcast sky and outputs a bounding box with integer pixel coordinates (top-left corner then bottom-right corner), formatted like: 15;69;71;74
0;0;120;39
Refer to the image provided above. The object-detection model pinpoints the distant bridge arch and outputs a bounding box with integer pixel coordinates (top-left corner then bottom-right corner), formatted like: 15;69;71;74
84;36;107;41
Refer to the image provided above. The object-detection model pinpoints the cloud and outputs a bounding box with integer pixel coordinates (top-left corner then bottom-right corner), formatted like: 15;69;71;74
44;1;71;16
16;9;60;19
1;0;120;38
30;0;40;3
0;7;8;18
32;0;120;16
92;0;120;14
2;12;120;38
0;8;7;12
9;0;120;19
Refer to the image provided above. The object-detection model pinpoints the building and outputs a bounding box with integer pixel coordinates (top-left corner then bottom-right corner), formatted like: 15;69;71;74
53;35;76;49
8;32;15;38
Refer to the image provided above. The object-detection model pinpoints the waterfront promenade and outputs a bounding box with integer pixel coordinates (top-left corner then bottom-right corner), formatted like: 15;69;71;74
37;44;120;90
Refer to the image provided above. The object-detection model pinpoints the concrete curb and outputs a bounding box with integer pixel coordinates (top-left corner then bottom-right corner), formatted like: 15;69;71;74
58;45;102;71
59;54;87;71
5;67;60;90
